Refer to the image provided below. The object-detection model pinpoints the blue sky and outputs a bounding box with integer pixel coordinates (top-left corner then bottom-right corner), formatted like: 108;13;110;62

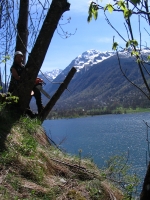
2;0;150;76
42;0;150;72
42;0;121;72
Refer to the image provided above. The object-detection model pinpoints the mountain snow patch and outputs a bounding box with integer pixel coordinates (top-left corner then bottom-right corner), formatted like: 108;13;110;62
74;49;115;72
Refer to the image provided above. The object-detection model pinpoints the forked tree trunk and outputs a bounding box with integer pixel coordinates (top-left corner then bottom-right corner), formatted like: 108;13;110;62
12;0;70;119
40;67;77;122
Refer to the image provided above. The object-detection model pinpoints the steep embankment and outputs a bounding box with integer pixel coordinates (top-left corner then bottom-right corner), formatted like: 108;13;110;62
0;109;123;200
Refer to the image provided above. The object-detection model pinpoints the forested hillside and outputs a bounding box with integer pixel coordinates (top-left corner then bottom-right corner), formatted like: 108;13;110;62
40;51;150;116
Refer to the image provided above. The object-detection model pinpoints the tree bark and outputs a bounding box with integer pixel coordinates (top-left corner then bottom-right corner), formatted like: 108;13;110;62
40;67;77;122
12;0;70;116
15;0;29;63
140;162;150;199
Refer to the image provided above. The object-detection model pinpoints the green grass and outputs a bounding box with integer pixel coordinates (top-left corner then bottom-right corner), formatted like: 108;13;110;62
0;103;130;199
18;132;38;156
86;179;105;200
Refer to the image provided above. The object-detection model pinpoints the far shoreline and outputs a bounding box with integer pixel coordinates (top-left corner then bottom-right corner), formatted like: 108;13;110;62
47;107;150;120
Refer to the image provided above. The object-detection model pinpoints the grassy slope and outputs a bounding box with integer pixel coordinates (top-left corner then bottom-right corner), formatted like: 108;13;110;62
0;108;123;200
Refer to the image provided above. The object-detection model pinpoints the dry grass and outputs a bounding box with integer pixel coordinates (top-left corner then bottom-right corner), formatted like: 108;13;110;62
0;116;124;200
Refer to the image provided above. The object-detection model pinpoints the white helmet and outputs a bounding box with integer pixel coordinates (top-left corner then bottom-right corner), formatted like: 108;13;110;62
14;51;23;56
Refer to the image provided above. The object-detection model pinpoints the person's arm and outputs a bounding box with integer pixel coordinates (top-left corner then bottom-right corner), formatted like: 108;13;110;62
11;68;20;80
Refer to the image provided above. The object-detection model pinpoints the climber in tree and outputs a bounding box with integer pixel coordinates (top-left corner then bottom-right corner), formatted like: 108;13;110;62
8;51;44;114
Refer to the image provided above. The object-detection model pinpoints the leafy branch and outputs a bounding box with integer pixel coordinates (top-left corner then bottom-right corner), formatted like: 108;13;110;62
88;0;150;100
104;152;140;198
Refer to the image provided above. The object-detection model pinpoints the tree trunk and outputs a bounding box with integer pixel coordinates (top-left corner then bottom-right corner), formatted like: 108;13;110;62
40;67;76;122
140;162;150;199
15;0;29;63
12;0;70;116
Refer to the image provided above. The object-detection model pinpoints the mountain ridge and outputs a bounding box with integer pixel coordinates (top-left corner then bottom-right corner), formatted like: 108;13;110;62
34;49;150;112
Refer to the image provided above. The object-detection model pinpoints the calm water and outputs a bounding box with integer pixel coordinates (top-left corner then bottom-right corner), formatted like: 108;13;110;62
42;112;150;187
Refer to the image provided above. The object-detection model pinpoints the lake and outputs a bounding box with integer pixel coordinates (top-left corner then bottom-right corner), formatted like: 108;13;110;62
42;112;150;192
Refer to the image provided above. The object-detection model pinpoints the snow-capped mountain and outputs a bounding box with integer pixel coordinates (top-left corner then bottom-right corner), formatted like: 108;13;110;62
54;48;150;80
42;48;150;83
41;50;115;92
73;50;115;72
44;69;63;80
46;49;118;87
61;50;116;75
38;69;62;84
65;48;150;73
38;48;150;111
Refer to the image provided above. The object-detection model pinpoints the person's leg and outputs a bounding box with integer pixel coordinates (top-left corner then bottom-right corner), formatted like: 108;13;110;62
33;86;44;114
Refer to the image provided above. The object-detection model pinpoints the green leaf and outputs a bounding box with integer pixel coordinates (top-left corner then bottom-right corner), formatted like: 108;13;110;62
5;55;10;60
126;41;130;48
136;58;141;63
117;0;126;10
87;2;98;22
0;55;11;64
87;13;92;22
88;2;93;13
147;55;150;61
92;5;98;20
112;42;118;50
123;8;132;19
87;2;93;22
132;40;138;46
131;51;139;57
108;4;114;13
104;4;114;13
126;40;138;48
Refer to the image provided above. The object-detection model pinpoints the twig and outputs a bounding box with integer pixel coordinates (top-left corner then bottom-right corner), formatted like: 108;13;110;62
116;50;150;100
